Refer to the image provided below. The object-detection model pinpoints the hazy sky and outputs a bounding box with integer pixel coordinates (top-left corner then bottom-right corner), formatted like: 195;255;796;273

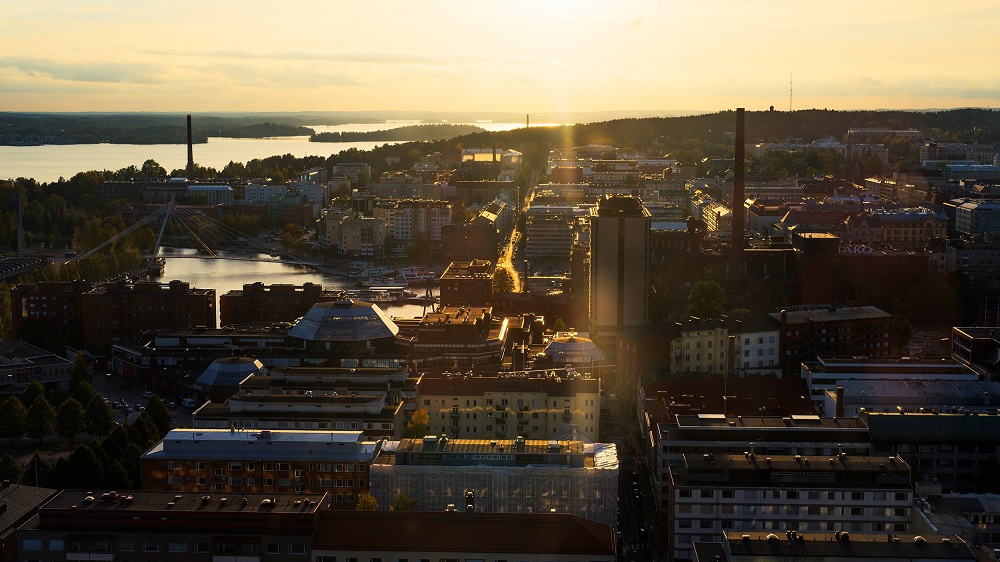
2;0;998;115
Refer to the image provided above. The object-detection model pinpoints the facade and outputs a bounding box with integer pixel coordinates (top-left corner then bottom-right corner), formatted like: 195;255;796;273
668;453;912;560
397;306;504;371
952;326;1000;379
590;195;650;343
771;306;893;375
322;214;391;257
219;282;345;326
311;511;616;562
440;260;494;307
417;370;600;441
524;205;589;260
16;490;323;562
826;379;1000;418
374;199;452;242
11;280;93;345
865;412;1000;493
952;199;1000;235
875;207;948;250
0;341;72;396
945;237;1000;295
81;280;216;348
141;429;378;507
696;531;975;562
801;356;980;412
186;184;234;205
370;436;618;525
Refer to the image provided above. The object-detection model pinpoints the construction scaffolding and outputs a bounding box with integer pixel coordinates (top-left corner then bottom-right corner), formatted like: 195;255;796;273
371;442;618;525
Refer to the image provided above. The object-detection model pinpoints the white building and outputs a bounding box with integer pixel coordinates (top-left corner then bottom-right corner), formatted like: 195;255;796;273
186;184;233;205
373;199;452;242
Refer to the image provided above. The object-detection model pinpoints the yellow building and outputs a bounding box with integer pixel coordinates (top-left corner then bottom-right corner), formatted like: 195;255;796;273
417;370;600;442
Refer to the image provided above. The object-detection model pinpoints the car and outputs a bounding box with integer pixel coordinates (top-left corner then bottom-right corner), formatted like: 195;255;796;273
167;401;177;409
141;390;153;398
112;402;123;409
124;406;134;414
134;403;145;411
181;397;197;408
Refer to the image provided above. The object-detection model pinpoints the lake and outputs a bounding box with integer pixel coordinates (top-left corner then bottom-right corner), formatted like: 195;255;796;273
0;122;560;183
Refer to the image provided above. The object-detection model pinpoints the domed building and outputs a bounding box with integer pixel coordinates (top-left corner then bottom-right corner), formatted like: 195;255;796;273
193;356;268;403
541;333;606;367
288;299;400;353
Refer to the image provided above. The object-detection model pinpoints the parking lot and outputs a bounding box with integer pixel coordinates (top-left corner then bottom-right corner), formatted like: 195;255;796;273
90;373;193;428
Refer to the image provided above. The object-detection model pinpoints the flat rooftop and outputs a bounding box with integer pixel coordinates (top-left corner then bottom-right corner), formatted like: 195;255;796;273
674;414;867;431
720;531;973;560
40;489;325;515
143;429;378;461
769;306;891;324
682;453;909;474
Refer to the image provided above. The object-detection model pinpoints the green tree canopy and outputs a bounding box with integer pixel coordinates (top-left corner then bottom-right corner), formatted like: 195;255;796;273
391;492;419;511
356;493;379;511
24;453;53;488
686;280;727;319
0;453;25;483
492;267;515;294
403;409;429;439
71;381;99;409
57;398;86;444
22;380;46;408
0;396;28;443
146;396;172;438
84;397;115;438
26;395;56;443
70;352;91;387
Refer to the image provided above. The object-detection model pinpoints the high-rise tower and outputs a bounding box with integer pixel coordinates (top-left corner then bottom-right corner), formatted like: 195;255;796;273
589;195;650;344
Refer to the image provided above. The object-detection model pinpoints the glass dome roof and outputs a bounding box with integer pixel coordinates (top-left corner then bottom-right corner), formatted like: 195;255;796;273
287;299;400;342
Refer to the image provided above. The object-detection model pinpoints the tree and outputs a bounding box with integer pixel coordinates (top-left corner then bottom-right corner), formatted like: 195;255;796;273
0;453;25;483
492;267;515;294
403;409;429;438
22;380;46;408
146;396;172;438
24;453;53;488
71;380;99;408
0;396;28;443
57;398;86;444
26;396;56;443
356;493;379;511
391;492;418;511
552;317;568;332
70;352;91;387
85;398;115;438
686;280;727;319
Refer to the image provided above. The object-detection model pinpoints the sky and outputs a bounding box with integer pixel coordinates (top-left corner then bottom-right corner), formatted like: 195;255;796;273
1;0;998;116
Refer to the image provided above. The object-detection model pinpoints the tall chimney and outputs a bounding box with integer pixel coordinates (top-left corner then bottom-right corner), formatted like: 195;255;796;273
729;108;746;293
186;114;195;181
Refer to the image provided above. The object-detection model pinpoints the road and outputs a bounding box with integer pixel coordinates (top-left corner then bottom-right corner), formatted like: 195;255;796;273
90;372;193;428
495;230;522;293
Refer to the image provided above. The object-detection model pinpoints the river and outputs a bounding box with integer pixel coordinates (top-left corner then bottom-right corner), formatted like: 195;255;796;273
0;121;560;183
158;247;438;325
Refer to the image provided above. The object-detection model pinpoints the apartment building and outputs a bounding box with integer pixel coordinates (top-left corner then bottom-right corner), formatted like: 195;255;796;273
373;199;452;243
141;429;379;508
370;436;618;525
323;214;391;257
771;306;893;375
875;207;947;250
525;204;590;260
668;453;912;559
695;531;974;562
439;260;494;307
218;282;345;326
16;490;323;562
417;370;600;442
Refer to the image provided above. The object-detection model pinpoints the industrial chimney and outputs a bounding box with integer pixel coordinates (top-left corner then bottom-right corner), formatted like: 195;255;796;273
186;114;195;181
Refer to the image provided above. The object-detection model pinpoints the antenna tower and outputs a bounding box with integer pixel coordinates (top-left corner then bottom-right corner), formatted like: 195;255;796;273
789;73;793;112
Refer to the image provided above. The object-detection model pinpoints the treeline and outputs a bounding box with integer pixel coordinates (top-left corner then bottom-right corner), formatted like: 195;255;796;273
311;124;486;143
0;114;327;145
0;358;172;490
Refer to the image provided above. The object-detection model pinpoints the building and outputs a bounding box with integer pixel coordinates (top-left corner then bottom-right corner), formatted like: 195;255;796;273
695;531;975;562
219;282;345;326
801;356;980;412
590;195;650;345
771;306;893;375
374;199;452;243
370;436;618;525
945;238;1000;296
238;365;415;405
193;392;406;439
651;414;870;513
668;453;912;560
0;340;73;396
141;429;378;507
396;306;507;371
951;199;1000;236
440;260;494;307
331;163;371;186
865;412;1000;493
826;379;1000;418
915;493;1000;549
524;205;587;261
952;327;1000;380
311;511;616;562
15;489;323;562
80;280;216;348
417;369;600;442
0;483;56;562
11;280;93;346
876;207;948;250
321;213;391;257
186;184;234;205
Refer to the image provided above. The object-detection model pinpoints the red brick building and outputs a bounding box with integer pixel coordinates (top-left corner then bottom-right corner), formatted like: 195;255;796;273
771;305;893;375
440;260;494;307
219;282;344;326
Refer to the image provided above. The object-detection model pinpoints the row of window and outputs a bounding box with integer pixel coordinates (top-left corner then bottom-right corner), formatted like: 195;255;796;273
678;504;908;517
677;489;909;501
168;461;366;473
22;540;307;555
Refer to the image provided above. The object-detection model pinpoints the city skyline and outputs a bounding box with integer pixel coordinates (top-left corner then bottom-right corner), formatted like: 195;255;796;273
2;0;998;115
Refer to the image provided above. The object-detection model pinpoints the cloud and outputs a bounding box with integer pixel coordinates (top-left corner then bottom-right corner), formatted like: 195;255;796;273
0;56;162;84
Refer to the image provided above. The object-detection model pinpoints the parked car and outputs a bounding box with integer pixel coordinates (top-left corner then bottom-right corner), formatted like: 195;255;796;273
167;401;177;409
141;390;153;398
134;404;145;411
124;406;134;414
181;397;197;408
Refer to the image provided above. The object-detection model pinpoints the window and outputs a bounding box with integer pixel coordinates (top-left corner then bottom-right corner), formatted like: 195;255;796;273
267;544;282;554
196;461;207;470
289;543;307;555
143;541;160;552
278;462;291;471
121;541;135;552
22;540;41;551
168;460;181;469
195;543;210;553
318;558;337;562
169;542;187;553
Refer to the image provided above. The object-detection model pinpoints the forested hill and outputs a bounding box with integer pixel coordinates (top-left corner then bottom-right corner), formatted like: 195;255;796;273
311;124;486;142
0;114;323;145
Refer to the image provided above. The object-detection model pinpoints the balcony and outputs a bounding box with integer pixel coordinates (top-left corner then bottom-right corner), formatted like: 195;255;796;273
450;410;460;419
562;410;573;421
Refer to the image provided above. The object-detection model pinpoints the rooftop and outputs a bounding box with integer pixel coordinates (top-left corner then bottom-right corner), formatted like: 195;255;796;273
718;531;974;560
312;511;614;555
40;489;324;515
142;429;379;461
418;371;599;397
681;452;910;475
287;299;399;342
770;305;891;325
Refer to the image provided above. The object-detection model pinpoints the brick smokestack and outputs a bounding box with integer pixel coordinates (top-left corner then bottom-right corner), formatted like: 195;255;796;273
729;108;746;293
186;114;195;181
